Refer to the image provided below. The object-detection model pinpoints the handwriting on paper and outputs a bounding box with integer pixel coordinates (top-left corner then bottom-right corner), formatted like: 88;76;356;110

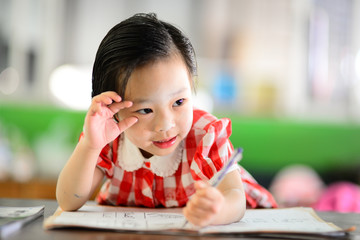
50;206;340;234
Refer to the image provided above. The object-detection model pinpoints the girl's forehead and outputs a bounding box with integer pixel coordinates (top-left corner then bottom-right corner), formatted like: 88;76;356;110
124;56;192;99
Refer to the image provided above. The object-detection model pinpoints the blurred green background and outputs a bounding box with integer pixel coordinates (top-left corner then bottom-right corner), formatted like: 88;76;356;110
1;103;359;188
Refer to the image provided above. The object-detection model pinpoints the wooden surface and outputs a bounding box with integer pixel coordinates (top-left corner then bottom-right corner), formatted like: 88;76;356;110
1;198;359;240
0;179;99;200
0;179;57;199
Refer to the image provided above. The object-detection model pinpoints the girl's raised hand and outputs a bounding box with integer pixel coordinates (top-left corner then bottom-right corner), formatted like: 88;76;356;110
183;181;225;227
83;91;138;150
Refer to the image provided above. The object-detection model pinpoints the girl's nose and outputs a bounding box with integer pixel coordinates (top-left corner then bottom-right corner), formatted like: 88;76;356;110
154;111;175;132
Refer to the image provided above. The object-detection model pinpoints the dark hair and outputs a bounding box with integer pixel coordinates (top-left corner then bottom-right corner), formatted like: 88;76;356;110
91;13;197;98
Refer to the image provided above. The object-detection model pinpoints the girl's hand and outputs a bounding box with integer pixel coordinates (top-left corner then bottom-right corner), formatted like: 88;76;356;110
83;91;138;150
183;181;225;227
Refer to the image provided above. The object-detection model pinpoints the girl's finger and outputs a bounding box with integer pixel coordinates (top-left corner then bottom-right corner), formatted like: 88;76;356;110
93;92;121;105
194;187;220;202
186;213;203;225
89;102;103;116
117;116;138;132
108;101;133;114
189;195;213;209
89;93;125;117
194;181;208;190
188;204;210;217
184;207;212;227
101;91;122;102
189;197;217;216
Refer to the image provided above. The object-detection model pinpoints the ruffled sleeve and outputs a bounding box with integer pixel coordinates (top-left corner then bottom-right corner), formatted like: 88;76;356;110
239;166;278;208
187;110;234;181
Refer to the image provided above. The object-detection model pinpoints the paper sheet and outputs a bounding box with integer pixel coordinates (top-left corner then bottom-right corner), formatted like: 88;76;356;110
1;206;44;238
44;205;348;237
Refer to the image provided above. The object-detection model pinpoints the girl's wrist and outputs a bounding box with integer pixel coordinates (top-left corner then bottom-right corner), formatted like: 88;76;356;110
79;137;104;155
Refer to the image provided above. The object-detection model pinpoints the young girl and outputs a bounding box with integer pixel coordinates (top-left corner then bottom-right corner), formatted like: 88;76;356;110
56;13;276;227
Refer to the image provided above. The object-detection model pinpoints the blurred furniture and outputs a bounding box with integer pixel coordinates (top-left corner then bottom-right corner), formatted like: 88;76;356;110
0;198;359;240
0;179;57;199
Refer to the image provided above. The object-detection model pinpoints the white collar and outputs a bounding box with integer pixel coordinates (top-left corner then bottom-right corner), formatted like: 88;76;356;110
117;135;183;177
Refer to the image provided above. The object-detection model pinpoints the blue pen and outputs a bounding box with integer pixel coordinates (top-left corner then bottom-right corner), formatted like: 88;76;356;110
210;148;243;187
182;148;243;228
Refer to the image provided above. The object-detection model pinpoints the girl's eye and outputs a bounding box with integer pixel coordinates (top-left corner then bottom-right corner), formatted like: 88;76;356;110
173;98;185;107
137;108;153;115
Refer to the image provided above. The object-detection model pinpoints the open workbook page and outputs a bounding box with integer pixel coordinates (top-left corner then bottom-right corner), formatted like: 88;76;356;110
44;204;352;238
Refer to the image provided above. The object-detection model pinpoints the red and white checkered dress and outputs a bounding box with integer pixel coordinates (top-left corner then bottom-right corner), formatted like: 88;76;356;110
94;109;277;208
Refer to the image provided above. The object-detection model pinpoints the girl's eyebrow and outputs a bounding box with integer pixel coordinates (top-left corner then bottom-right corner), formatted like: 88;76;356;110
132;87;189;104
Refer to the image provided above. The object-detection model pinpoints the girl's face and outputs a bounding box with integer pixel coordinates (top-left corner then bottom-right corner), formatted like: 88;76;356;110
118;55;194;158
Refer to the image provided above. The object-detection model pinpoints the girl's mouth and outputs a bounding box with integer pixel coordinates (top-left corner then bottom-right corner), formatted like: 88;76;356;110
153;136;177;149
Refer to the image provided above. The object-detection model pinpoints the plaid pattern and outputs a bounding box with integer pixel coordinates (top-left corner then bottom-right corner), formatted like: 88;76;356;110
92;109;277;208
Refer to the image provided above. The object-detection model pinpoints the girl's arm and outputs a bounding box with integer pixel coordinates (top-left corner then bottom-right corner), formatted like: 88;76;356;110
212;170;246;224
56;91;138;211
183;170;246;227
56;140;105;211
